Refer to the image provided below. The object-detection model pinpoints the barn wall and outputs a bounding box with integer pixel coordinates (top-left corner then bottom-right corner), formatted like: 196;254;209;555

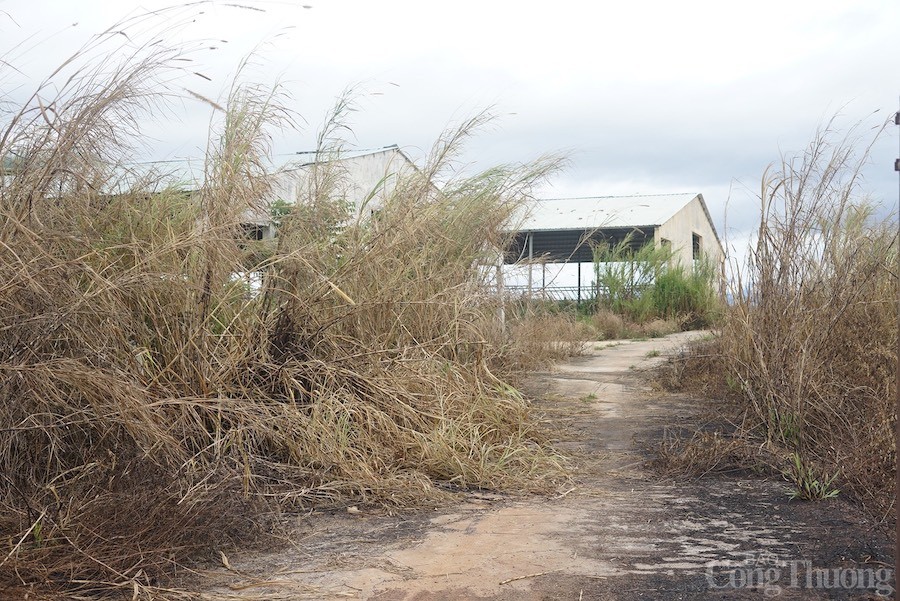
654;195;723;267
245;149;418;238
270;149;416;214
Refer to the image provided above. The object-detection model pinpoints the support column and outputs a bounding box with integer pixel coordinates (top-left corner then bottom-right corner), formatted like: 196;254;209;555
541;260;546;300
527;233;533;300
577;262;582;305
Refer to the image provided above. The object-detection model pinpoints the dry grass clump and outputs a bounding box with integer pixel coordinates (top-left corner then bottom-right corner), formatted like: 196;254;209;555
640;318;680;339
591;308;626;340
656;337;734;398
0;21;566;599
590;308;680;341
720;121;897;514
500;309;591;372
654;430;766;479
653;338;768;477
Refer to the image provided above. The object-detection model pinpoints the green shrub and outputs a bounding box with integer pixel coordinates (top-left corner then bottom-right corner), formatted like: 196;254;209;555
592;235;720;327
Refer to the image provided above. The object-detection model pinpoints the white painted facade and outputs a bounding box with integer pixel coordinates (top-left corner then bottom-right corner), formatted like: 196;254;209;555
271;146;417;212
653;194;723;267
245;146;419;238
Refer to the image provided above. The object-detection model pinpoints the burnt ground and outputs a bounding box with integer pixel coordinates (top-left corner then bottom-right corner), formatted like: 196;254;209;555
199;332;893;600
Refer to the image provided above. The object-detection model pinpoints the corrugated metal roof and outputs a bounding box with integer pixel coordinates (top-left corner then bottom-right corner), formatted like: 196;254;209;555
512;193;699;232
110;146;409;189
281;145;403;170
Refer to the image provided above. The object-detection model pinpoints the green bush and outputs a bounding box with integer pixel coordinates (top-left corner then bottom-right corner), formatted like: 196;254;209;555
592;235;719;327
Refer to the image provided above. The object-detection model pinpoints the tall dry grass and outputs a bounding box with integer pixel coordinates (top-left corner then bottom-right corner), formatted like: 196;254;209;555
721;120;897;513
0;18;565;599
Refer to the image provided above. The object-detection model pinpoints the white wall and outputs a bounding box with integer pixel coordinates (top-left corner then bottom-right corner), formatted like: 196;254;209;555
272;149;416;211
654;194;724;267
245;148;418;237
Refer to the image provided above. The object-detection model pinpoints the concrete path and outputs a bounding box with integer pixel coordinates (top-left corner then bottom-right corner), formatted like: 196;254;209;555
204;332;892;600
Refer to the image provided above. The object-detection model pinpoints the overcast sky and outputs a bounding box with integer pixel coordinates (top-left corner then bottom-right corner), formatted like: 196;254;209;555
2;0;898;257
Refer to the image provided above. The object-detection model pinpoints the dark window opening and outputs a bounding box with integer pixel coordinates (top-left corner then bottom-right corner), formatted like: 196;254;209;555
692;233;702;260
242;224;266;241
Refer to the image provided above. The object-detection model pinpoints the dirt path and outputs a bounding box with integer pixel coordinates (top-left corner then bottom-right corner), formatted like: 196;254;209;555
205;332;892;600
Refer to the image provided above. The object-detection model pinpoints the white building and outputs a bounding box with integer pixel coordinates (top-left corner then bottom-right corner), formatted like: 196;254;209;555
245;145;420;239
504;193;724;298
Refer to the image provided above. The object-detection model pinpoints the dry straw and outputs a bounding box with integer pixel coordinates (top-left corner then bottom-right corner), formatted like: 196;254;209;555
0;11;569;598
721;117;897;513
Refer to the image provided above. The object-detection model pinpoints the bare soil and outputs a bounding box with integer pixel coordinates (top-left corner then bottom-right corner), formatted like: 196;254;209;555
199;332;893;600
